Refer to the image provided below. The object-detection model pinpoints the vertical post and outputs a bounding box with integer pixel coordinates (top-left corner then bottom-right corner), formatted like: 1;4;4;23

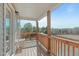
16;11;21;40
47;10;51;55
12;11;15;55
36;20;41;56
15;11;22;53
36;20;39;33
18;15;21;39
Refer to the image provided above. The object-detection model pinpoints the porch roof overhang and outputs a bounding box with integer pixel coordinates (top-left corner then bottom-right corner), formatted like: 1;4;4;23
13;3;61;21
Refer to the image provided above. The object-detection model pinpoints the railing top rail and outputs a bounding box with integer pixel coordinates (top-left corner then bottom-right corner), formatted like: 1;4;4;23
52;35;79;46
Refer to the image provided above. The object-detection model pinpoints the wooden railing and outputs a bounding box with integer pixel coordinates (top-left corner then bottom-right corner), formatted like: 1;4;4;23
37;33;49;50
36;33;79;56
21;32;37;38
51;36;79;56
20;32;79;56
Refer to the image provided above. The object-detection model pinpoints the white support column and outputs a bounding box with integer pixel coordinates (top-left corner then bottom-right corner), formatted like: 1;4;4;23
36;20;39;33
10;6;13;56
47;10;51;55
47;10;51;36
15;11;20;41
15;11;22;54
11;10;17;55
3;3;6;56
36;20;41;56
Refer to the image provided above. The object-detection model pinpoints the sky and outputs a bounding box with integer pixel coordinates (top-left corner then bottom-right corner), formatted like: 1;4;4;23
20;3;79;28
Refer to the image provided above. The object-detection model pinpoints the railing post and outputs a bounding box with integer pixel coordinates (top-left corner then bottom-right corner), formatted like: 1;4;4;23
47;10;51;55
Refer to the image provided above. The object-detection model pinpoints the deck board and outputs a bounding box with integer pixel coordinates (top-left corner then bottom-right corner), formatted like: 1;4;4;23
16;47;37;56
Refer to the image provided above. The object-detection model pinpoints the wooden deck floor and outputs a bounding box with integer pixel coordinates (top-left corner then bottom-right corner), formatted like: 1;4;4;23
15;39;48;56
16;47;37;56
15;39;38;56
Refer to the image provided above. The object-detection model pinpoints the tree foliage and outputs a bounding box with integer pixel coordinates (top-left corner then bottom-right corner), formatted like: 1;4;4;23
40;27;47;34
21;23;33;32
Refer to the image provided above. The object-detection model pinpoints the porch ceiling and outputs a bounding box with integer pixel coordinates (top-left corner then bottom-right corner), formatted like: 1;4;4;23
13;3;61;21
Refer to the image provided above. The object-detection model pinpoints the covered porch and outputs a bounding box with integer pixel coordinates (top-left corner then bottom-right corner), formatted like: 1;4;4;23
14;3;60;56
13;3;79;56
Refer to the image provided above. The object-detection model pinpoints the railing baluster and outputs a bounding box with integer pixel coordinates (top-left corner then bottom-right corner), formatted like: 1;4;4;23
55;39;56;55
53;39;55;55
58;40;60;56
56;39;57;55
73;46;75;56
68;45;70;56
78;48;79;56
64;44;66;56
61;41;62;56
54;39;56;55
50;39;52;55
52;39;54;53
54;39;55;55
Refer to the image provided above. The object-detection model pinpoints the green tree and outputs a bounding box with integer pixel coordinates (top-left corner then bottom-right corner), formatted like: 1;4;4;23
22;23;33;32
32;26;37;32
21;23;33;40
40;27;47;34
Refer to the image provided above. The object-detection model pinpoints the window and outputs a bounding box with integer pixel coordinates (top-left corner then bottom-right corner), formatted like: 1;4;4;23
5;9;11;53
